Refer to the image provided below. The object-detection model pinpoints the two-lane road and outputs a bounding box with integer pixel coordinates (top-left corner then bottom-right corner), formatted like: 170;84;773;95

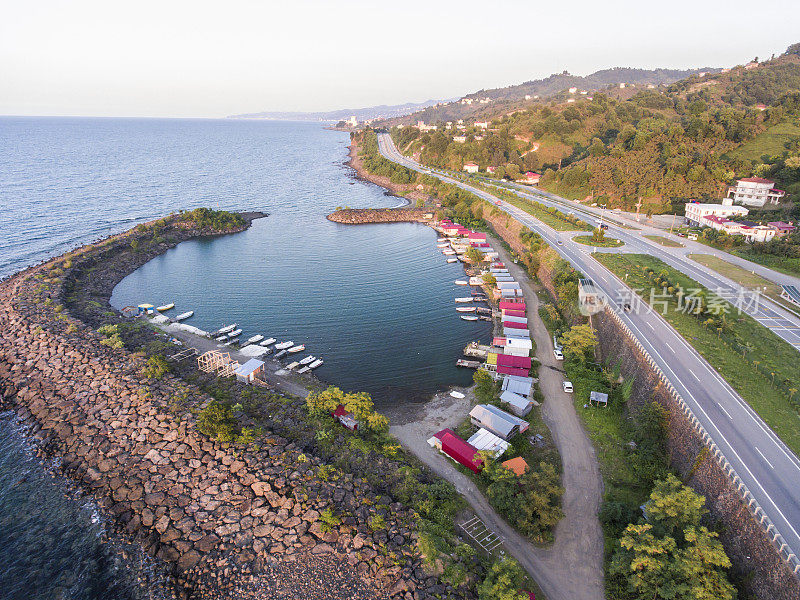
377;132;800;567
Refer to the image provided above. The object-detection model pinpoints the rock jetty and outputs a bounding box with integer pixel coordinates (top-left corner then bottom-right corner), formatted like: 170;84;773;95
327;208;430;225
0;210;474;600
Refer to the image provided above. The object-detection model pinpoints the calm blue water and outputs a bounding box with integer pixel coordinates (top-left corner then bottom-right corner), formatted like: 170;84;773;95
0;116;491;597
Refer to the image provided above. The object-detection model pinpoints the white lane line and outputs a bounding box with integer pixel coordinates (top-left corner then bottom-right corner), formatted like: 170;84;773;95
647;321;655;331
756;447;774;469
664;342;675;353
689;369;700;381
717;404;733;420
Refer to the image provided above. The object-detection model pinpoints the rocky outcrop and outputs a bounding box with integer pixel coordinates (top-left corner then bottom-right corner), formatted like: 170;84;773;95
327;208;430;225
594;311;800;600
0;213;471;600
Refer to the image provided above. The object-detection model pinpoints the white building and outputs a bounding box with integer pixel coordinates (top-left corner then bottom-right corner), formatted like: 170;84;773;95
453;135;467;143
346;115;358;127
726;177;785;207
474;121;489;130
463;162;479;174
568;87;578;94
684;199;748;225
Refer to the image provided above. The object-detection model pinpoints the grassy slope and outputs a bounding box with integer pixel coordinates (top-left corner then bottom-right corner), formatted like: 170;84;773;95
572;235;624;248
726;121;800;162
498;194;592;232
594;253;800;456
731;249;800;279
643;234;684;248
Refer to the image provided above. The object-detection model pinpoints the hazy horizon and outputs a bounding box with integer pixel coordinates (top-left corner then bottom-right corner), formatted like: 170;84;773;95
2;0;799;119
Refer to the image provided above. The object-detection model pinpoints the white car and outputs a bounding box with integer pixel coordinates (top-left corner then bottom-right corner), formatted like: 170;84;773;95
553;348;564;360
562;381;573;393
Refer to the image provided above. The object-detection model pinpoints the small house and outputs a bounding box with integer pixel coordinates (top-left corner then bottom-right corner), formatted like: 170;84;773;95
332;404;358;430
468;428;510;458
469;404;529;440
463;162;479;174
500;390;533;417
428;428;483;472
234;358;265;384
501;456;529;476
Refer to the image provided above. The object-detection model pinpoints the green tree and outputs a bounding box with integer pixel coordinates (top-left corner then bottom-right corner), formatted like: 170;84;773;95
465;246;485;263
306;386;388;433
677;526;736;600
646;473;706;539
473;368;498;403
560;324;598;362
197;400;236;443
612;523;680;599
482;272;497;286
477;558;529;600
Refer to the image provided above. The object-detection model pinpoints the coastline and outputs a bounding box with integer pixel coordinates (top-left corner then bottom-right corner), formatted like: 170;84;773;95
0;210;465;600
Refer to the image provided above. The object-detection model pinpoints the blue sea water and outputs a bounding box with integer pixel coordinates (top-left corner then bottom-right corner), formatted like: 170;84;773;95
0;116;491;597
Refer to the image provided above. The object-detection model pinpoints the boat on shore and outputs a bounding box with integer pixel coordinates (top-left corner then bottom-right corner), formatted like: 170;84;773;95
246;334;264;344
456;359;481;368
156;303;174;311
215;335;227;342
455;280;469;286
274;341;293;350
443;249;456;255
299;355;316;365
287;344;305;354
446;258;458;263
227;329;242;339
260;337;277;347
217;324;237;335
175;311;194;321
479;315;492;321
437;243;449;248
309;359;323;369
296;365;311;374
437;237;446;242
274;349;289;359
456;306;476;313
455;297;473;303
460;315;479;321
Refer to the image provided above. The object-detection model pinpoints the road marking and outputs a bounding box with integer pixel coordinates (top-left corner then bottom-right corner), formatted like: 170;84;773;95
647;322;655;331
689;369;700;381
756;447;774;469
664;342;675;353
717;404;733;420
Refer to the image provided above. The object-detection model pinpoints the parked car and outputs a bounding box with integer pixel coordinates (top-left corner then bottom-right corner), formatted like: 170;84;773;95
553;348;564;360
675;232;685;237
562;381;573;393
495;200;502;205
557;240;564;245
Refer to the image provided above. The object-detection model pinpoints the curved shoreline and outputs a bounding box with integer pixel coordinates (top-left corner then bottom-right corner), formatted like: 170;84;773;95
0;210;466;600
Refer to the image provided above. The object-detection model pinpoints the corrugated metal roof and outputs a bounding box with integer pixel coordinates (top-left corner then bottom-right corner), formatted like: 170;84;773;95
437;429;483;472
486;353;498;365
497;354;532;369
500;390;532;411
504;327;530;338
504;321;528;329
496;365;530;377
234;358;264;377
506;337;533;349
499;301;526;310
467;428;510;457
502;376;534;397
502;309;526;318
503;315;528;324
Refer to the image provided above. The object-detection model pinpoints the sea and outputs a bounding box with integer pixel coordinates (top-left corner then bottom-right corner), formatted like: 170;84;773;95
0;116;492;598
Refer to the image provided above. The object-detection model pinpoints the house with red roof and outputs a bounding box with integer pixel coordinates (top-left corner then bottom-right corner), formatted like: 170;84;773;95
463;162;479;174
427;429;483;472
517;172;540;185
768;222;796;237
727;177;786;207
332;405;358;430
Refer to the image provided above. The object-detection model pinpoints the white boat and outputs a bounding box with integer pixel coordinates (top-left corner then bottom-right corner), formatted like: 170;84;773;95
217;324;237;335
299;355;316;365
460;315;479;321
247;334;264;344
156;303;174;311
455;297;473;303
260;337;277;347
274;349;289;359
296;366;311;374
437;243;449;248
175;311;194;321
285;361;301;371
224;340;237;347
455;280;469;286
274;341;293;350
446;258;458;263
437;237;446;242
309;359;324;369
227;329;242;339
443;249;456;255
215;335;227;342
456;306;476;313
287;344;305;354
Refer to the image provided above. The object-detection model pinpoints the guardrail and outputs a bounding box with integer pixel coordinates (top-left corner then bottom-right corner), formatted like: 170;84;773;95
605;306;800;578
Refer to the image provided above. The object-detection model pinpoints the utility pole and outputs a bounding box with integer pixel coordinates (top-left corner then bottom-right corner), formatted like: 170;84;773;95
634;196;642;222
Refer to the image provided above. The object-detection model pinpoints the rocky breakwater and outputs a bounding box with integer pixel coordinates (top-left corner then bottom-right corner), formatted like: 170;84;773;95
0;209;461;600
327;207;431;225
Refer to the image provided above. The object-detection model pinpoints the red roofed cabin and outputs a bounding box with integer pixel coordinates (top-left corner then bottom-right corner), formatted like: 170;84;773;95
499;301;526;311
430;429;483;473
332;404;358;430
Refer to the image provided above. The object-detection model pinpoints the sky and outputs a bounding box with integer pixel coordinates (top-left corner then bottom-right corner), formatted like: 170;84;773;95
2;0;799;118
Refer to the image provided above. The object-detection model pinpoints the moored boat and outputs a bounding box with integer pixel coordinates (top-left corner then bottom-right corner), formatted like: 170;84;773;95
217;324;237;335
156;303;175;311
175;311;194;321
443;249;456;255
274;341;293;350
455;280;469;285
309;359;323;369
456;306;476;313
247;334;264;344
437;237;446;242
296;366;311;374
215;335;227;342
287;344;305;354
455;297;473;303
299;355;315;365
460;315;479;321
274;349;289;359
446;258;458;263
227;329;242;339
260;337;277;347
437;243;449;248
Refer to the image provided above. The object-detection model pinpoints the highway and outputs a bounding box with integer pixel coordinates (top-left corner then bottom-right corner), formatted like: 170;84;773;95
377;132;800;569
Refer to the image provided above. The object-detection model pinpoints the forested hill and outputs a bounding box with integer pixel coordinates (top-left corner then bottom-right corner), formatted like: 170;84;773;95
389;44;800;219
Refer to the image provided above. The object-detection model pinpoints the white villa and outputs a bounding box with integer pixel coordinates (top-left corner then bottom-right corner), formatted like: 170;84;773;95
684;198;748;226
726;177;785;207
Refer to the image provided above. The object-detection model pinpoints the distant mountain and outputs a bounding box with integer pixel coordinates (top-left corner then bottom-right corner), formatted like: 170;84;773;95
227;100;446;122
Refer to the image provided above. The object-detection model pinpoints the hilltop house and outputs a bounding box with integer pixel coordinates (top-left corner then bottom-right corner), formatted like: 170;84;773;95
727;177;785;207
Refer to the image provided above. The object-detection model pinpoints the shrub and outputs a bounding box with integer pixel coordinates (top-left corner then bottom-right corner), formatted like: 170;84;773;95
141;354;170;379
196;400;236;443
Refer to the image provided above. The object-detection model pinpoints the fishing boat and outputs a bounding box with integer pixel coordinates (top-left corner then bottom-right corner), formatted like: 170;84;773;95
285;361;301;371
215;335;227;342
260;337;277;347
227;329;242;339
217;324;237;335
455;297;473;303
156;303;174;311
437;237;446;242
436;243;449;248
460;315;479;321
299;355;316;365
246;334;264;344
446;258;458;263
287;344;305;354
309;359;323;369
296;365;311;374
454;280;469;286
456;359;481;368
442;249;456;255
175;311;193;321
274;349;289;359
274;341;293;350
476;307;492;315
456;306;476;313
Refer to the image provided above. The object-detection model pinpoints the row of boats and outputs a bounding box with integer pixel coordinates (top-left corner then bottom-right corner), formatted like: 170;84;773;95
438;237;493;324
150;303;194;322
210;323;323;372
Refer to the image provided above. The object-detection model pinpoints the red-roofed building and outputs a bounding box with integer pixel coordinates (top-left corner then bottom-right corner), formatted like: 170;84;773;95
463;162;479;174
496;365;530;377
502;309;527;318
727;177;785;207
499;301;526;311
497;354;532;369
332;405;358;430
429;429;483;472
517;172;541;185
769;221;796;237
469;232;487;243
504;321;528;329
